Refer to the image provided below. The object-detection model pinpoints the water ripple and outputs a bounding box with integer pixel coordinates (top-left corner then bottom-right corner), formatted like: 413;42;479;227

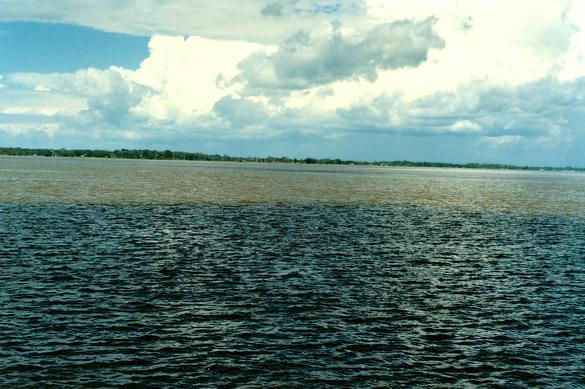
1;204;584;387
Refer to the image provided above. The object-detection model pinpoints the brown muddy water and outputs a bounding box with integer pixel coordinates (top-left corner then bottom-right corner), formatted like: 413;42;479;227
1;156;585;215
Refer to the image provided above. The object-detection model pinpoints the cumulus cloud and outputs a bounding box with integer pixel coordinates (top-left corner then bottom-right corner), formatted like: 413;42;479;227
236;17;444;90
2;0;585;165
128;36;261;119
214;96;269;127
332;76;585;147
0;84;86;117
9;67;142;98
5;35;262;135
7;68;151;134
558;1;585;81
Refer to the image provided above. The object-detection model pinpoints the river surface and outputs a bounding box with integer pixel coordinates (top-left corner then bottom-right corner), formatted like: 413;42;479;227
1;157;584;387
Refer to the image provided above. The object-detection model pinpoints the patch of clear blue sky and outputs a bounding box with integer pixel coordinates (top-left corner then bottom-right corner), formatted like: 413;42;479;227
0;22;149;73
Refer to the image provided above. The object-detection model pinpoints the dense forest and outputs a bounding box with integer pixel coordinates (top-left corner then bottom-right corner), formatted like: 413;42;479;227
0;147;582;171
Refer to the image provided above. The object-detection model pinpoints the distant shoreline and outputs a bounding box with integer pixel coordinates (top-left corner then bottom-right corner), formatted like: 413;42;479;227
1;147;583;172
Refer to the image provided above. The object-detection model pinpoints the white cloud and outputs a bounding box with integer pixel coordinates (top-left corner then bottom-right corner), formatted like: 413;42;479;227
236;17;443;90
2;0;585;165
483;135;523;147
9;67;143;98
558;1;585;81
34;85;51;92
450;120;482;134
0;0;368;43
0;122;61;137
128;36;262;121
0;86;86;116
364;0;575;97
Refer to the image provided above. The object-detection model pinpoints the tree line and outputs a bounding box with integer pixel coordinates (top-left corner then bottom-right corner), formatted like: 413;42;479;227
0;147;582;171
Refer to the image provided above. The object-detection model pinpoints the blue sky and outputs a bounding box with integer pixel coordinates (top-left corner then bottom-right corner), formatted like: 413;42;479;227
0;22;148;73
1;0;584;166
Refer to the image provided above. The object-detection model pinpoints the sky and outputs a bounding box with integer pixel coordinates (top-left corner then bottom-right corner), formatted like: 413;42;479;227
1;0;585;166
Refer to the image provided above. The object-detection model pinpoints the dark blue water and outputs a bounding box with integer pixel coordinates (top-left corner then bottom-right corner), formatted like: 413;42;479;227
1;204;584;387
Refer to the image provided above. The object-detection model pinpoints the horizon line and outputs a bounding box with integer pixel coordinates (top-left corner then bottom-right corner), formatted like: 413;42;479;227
1;146;584;172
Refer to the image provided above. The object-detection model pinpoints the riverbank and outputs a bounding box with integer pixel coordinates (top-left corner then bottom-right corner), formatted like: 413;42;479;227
1;146;583;172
